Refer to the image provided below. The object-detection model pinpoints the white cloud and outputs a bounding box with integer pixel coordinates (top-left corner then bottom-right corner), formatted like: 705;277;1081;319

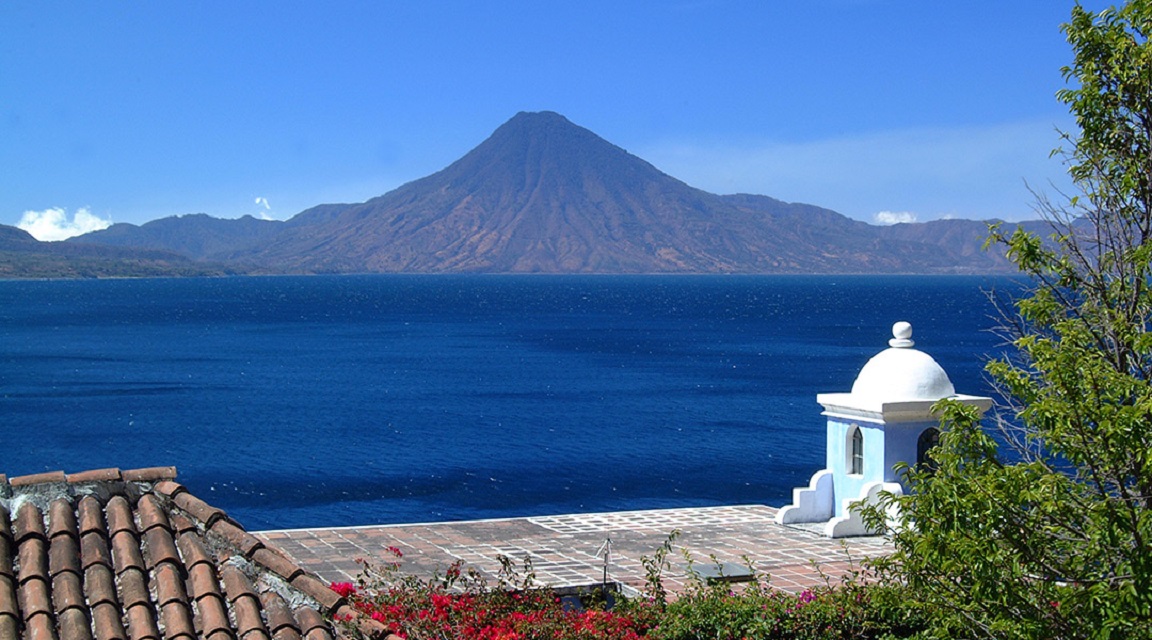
254;197;274;220
873;211;917;225
17;207;112;241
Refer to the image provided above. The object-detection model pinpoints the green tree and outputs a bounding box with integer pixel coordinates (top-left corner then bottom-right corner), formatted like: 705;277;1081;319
865;3;1152;638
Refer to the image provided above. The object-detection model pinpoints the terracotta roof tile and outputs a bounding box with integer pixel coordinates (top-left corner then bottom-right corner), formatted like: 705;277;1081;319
118;567;151;610
159;598;197;639
137;494;171;532
177;530;214;570
66;468;123;484
15;501;46;544
196;592;232;637
19;537;50;585
18;575;52;619
290;573;345;613
125;600;163;640
252;547;304;582
106;495;137;538
295;607;334;640
308;626;337;640
218;563;269;640
260;591;297;635
152;480;187;500
10;470;67;487
84;564;120;608
48;498;80;539
171;493;228;528
154;563;188;608
274;626;304;640
25;610;59;640
0;575;17;616
90;599;128;640
209;519;264;557
77;496;107;536
0;551;11;586
0;467;366;639
187;562;223;603
234;594;269;638
82;531;114;571
122;467;178;482
144;526;182;571
215;562;242;597
52;570;86;613
0;506;12;579
58;605;94;640
49;534;81;577
169;512;197;535
112;531;147;575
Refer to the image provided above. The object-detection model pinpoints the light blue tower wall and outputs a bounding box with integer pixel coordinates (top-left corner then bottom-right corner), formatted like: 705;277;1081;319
882;419;940;482
824;415;944;516
825;418;880;517
777;322;992;536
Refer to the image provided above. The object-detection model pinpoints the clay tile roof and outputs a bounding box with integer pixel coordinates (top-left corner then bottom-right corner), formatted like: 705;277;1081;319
0;468;390;640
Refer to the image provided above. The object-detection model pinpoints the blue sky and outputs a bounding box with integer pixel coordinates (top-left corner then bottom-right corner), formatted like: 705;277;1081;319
2;2;1104;239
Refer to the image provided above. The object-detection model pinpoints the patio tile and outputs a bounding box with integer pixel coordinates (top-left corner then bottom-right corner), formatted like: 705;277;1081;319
254;505;890;595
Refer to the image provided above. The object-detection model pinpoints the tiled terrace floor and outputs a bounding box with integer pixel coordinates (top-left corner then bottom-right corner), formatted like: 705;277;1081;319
255;505;891;596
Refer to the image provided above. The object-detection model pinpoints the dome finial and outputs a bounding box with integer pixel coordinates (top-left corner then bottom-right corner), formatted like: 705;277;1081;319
889;321;914;348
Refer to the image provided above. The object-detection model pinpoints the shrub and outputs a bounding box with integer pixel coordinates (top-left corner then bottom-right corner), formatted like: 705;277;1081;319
635;551;927;640
863;3;1152;637
333;542;928;640
334;547;659;640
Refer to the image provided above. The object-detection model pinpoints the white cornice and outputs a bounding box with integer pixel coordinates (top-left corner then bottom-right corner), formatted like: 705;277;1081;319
817;392;992;424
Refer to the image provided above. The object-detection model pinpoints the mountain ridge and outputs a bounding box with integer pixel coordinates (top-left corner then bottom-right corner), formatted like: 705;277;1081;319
0;221;246;278
54;110;1027;276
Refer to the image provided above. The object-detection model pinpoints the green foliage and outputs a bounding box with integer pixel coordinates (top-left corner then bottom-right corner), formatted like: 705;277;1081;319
336;548;660;639
638;529;681;609
864;2;1152;638
336;539;928;640
642;562;927;640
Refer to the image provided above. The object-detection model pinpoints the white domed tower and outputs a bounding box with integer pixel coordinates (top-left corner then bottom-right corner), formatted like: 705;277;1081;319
775;322;991;537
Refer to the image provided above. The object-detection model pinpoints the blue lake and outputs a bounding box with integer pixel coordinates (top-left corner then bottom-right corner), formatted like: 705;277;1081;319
0;275;1018;530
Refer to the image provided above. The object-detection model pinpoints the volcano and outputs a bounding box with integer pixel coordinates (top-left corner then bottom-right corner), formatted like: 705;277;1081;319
74;111;1021;274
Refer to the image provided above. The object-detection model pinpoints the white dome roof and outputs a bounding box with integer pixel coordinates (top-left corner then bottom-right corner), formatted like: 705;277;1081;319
849;322;955;402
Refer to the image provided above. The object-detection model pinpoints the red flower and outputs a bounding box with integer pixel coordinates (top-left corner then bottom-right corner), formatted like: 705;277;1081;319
330;582;357;597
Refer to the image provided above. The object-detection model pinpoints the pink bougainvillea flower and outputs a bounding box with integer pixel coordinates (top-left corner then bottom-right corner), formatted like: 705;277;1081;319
330;582;357;598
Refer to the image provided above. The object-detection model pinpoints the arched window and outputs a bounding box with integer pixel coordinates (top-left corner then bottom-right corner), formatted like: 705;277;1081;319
917;427;941;471
847;425;864;475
